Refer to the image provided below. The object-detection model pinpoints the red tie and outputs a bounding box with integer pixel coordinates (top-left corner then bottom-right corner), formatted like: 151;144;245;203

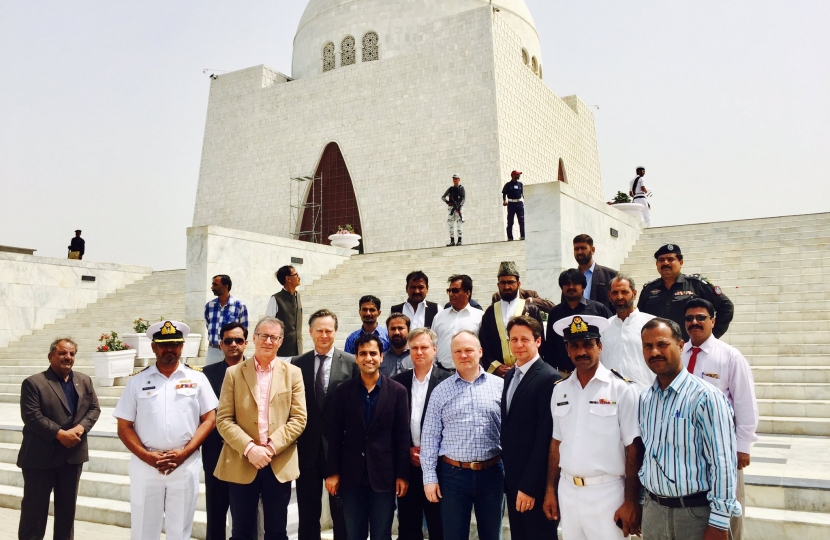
688;347;702;374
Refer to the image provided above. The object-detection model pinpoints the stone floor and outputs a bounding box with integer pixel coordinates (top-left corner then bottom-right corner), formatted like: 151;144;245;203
0;506;184;539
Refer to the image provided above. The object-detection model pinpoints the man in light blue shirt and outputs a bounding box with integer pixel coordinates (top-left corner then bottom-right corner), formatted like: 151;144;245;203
421;330;504;540
344;295;391;354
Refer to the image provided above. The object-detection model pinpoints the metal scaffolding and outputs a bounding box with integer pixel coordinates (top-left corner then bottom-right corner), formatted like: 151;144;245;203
290;173;322;243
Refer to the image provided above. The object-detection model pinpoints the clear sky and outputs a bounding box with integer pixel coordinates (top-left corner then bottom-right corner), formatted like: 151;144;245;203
1;1;827;270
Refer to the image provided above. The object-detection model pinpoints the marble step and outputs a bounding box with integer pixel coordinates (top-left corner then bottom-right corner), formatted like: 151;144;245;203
624;249;829;266
755;383;830;400
730;345;830;356
758;416;830;436
751;367;830;384
746;476;830;514
747;355;830;367
743;506;830;539
757;399;830;418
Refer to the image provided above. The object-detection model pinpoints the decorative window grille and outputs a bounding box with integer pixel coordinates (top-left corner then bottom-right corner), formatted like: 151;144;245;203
522;49;529;65
362;32;379;62
323;42;336;72
341;36;356;66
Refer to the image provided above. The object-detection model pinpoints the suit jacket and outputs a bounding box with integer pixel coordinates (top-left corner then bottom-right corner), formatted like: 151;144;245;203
491;288;555;313
479;302;546;372
202;359;234;473
291;348;358;469
390;301;439;329
500;360;560;498
588;263;617;313
18;369;100;469
214;358;307;484
392;367;452;445
326;374;410;492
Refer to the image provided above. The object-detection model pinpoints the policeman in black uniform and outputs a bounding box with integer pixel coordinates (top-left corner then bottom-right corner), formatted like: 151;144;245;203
638;243;734;340
441;174;466;246
502;170;525;241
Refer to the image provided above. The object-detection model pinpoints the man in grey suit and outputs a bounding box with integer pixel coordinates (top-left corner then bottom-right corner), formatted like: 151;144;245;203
18;337;100;540
292;309;358;540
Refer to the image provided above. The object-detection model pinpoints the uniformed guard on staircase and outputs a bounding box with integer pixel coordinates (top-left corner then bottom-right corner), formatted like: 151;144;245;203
502;170;525;241
442;174;466;246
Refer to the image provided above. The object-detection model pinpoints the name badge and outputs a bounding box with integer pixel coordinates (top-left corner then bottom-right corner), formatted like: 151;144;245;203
556;401;569;406
141;386;156;391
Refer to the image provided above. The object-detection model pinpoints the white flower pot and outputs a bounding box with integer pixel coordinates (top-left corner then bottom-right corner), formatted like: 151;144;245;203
329;233;361;249
123;333;154;359
611;202;646;222
184;334;202;359
92;349;137;387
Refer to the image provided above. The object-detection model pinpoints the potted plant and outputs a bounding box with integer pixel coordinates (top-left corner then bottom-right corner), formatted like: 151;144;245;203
123;318;153;360
92;331;137;387
607;191;645;221
328;224;362;249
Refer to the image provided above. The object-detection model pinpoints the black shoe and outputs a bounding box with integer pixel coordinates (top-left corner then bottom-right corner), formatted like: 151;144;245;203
520;237;525;240
456;237;463;246
447;240;455;246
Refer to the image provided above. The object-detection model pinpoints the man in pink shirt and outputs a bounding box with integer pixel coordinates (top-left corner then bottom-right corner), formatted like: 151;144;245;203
215;317;307;540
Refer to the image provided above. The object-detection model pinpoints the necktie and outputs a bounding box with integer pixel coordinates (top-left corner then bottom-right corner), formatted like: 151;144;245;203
506;368;523;412
687;347;702;374
315;354;327;410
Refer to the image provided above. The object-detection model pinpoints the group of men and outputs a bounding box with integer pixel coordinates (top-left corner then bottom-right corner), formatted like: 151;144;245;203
18;233;756;540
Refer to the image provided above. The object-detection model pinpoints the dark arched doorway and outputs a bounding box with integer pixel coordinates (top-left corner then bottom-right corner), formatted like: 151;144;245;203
298;142;363;247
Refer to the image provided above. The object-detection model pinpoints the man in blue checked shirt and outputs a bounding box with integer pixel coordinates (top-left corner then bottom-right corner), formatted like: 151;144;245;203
420;330;504;540
639;317;740;540
204;275;249;365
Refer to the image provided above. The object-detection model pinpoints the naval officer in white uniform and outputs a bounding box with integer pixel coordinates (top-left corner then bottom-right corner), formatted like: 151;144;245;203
114;320;218;540
542;315;645;539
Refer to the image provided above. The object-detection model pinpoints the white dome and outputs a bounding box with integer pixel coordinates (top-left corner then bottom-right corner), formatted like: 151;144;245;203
292;0;541;79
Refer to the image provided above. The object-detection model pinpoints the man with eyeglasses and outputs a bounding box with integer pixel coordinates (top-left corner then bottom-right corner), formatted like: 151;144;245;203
201;322;248;540
543;315;644;540
479;262;545;377
214;317;307;540
431;275;484;370
267;265;303;357
638;244;734;341
683;299;757;540
639;317;740;540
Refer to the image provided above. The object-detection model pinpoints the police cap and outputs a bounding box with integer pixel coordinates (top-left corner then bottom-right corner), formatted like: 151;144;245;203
654;244;682;259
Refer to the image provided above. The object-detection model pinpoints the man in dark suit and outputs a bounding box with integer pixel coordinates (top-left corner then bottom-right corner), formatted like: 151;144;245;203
390;271;440;329
573;234;617;313
501;316;560;540
392;328;450;540
201;322;248;540
325;334;410;540
292;309;357;540
18;337;100;540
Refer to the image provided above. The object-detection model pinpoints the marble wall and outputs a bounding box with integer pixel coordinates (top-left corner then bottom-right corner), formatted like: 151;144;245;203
185;226;356;350
0;253;152;347
525;182;644;302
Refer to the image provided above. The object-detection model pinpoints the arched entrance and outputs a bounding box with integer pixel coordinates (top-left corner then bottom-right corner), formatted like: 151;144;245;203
298;142;364;247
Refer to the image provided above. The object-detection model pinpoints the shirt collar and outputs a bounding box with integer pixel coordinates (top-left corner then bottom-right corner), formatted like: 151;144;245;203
315;347;334;359
664;368;691;394
684;334;716;354
564;361;611;387
516;355;539;375
147;362;186;379
453;366;486;383
413;365;433;384
450;304;471;314
50;367;73;382
254;356;277;372
585;262;596;274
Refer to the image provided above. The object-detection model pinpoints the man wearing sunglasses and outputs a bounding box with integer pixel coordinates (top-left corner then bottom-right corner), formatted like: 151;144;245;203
431;275;484;370
202;322;248;540
683;299;758;540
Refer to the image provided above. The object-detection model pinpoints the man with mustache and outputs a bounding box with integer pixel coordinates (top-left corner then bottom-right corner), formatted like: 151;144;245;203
572;234;616;314
639;318;740;540
542;315;644;539
683;299;758;540
391;271;440;329
600;273;656;390
543;269;613;377
638;244;734;341
345;295;391;354
381;313;413;377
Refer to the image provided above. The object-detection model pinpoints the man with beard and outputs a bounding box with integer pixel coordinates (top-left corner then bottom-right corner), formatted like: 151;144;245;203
114;320;218;540
345;295;391;354
543;315;644;539
391;271;440;329
599;274;656;390
479;262;545;376
381;313;413;377
638;244;734;341
542;269;613;377
572;234;616;313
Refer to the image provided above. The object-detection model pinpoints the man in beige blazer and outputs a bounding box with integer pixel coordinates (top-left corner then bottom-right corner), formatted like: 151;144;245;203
215;316;308;540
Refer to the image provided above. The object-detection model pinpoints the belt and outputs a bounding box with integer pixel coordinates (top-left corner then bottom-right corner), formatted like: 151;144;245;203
506;199;523;203
648;491;710;508
441;455;501;471
633;195;646;200
562;472;623;487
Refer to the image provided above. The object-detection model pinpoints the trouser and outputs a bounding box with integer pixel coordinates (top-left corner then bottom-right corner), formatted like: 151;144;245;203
505;487;558;540
295;463;347;540
397;464;444;540
642;493;733;540
437;459;504;540
340;482;397;540
206;347;224;365
633;197;651;226
732;468;744;540
128;452;201;540
506;202;525;240
558;476;625;540
447;212;463;241
19;463;83;540
228;467;292;540
204;467;232;540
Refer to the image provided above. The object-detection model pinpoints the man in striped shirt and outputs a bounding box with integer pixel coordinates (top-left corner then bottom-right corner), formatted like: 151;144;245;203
420;330;504;540
639;317;740;540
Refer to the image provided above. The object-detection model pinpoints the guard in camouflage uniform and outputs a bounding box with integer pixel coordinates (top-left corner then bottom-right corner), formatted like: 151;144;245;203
637;244;734;340
442;175;466;246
